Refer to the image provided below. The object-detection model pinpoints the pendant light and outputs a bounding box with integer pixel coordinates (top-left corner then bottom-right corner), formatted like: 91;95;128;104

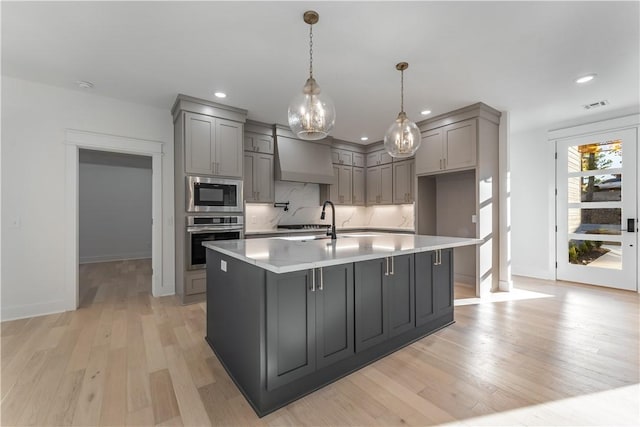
383;62;422;158
288;10;336;141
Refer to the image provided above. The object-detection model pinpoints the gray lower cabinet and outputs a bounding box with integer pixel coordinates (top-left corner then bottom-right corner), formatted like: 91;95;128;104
206;249;453;417
354;254;414;352
415;249;453;326
266;264;354;390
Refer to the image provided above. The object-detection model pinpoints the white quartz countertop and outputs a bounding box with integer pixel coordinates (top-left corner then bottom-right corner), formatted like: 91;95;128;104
203;232;481;273
244;227;415;236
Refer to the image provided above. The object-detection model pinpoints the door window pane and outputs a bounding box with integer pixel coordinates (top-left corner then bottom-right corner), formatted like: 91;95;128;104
568;139;622;172
568;240;622;270
568;174;622;203
568;208;621;235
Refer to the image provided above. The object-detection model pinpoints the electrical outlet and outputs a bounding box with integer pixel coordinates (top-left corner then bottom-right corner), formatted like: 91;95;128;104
471;214;478;224
220;260;227;272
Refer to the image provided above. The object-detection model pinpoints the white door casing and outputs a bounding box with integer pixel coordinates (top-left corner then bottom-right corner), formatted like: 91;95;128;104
65;130;165;310
555;127;638;291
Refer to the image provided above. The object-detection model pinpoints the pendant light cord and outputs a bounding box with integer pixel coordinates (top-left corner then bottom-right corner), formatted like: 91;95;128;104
309;24;314;78
400;69;404;113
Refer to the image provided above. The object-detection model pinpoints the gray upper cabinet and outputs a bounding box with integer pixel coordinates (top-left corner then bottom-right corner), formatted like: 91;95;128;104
244;132;274;154
392;160;414;203
366;150;393;167
244;152;274;203
184;112;243;177
416;119;477;175
352;167;365;205
331;148;353;165
353;153;365;168
321;164;353;205
367;164;393;205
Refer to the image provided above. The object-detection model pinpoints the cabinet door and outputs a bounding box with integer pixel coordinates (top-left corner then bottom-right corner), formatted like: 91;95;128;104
254;153;274;202
444;119;477;171
184;112;214;175
415;128;443;175
266;270;316;390
366;166;380;204
243;153;256;202
328;165;340;203
393;160;413;203
415;249;453;327
352;153;365;167
244;132;274;154
433;249;453;315
338;166;352;205
352;167;365;205
379;151;393;165
354;258;388;352
388;255;415;338
414;251;435;327
316;264;355;369
366;152;380;167
380;163;393;204
215;118;243;177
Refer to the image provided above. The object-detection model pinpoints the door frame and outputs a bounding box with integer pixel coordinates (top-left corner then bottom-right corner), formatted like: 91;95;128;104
549;114;639;293
64;129;165;309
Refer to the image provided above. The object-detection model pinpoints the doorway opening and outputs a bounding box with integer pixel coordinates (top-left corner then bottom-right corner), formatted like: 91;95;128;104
64;130;165;311
78;149;153;306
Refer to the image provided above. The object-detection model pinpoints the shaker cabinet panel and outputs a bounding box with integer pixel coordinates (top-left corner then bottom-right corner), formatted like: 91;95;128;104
215;119;244;178
416;119;477;175
315;264;355;369
388;255;415;338
415;249;453;327
244;132;274;154
380;164;393;204
354;258;388;352
244;152;274;203
184;113;243;177
338;166;352;205
353;153;365;168
352;167;365;205
266;270;316;391
393;160;414;203
185;113;216;176
366;167;381;204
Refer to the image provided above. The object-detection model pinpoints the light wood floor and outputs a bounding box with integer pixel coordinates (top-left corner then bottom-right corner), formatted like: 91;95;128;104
2;260;639;426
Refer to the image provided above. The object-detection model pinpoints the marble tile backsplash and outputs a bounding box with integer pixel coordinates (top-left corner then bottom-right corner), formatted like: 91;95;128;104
245;181;414;232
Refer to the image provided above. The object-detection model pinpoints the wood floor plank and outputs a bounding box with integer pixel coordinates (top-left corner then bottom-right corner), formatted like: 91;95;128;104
71;344;109;426
43;369;86;426
99;347;128;426
141;314;167;373
149;369;181;425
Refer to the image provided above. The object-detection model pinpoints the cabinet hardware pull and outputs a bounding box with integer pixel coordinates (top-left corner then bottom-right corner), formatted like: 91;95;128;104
390;256;395;275
257;191;260;200
319;267;323;291
385;257;389;276
311;269;316;292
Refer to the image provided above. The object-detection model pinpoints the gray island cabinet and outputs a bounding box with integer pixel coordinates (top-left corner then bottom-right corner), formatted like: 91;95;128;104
203;233;478;416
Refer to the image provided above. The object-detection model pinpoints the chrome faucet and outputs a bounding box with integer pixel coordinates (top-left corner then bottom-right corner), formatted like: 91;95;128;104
320;200;337;240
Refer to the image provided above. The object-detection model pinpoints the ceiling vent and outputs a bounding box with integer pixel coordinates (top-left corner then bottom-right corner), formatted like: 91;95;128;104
583;100;609;110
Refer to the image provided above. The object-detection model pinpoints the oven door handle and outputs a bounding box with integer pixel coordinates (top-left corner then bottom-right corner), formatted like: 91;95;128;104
187;226;244;233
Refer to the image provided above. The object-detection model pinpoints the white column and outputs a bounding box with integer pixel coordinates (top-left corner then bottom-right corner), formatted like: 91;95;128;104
499;111;513;291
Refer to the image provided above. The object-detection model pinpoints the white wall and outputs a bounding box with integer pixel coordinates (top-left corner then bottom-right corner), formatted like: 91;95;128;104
1;77;175;320
79;157;152;263
510;127;556;279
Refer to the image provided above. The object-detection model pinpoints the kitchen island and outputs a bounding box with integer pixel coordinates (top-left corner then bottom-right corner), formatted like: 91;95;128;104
203;233;480;416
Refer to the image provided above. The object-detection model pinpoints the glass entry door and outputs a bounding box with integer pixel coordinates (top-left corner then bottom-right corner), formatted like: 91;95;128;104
556;128;637;291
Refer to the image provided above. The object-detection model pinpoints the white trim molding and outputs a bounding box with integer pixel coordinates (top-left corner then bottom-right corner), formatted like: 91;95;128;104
64;129;168;310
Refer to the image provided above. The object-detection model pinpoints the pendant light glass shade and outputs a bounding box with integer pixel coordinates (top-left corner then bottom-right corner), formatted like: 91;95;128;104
384;62;421;158
288;11;336;140
288;77;336;140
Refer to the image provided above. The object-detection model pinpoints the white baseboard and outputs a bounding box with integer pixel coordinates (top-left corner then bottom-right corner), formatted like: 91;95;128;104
499;279;514;292
79;252;152;264
1;298;70;322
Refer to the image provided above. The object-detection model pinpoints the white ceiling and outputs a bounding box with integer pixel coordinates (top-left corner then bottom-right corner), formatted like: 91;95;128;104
2;1;639;143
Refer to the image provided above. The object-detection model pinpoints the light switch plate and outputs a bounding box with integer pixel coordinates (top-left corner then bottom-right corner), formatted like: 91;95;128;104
471;214;478;224
220;260;227;272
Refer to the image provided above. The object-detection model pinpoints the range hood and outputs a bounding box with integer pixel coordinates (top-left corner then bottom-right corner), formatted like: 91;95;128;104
275;135;336;185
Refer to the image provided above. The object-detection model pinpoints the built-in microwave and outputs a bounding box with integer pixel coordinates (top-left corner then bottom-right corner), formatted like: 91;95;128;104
186;176;243;213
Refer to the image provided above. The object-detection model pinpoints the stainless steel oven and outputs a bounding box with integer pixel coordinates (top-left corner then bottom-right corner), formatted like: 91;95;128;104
186;215;244;270
186;176;243;213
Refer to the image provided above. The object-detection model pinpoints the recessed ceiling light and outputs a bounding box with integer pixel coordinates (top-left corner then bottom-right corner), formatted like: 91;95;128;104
214;92;227;98
420;110;432;116
360;136;369;141
575;74;597;84
75;80;94;89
